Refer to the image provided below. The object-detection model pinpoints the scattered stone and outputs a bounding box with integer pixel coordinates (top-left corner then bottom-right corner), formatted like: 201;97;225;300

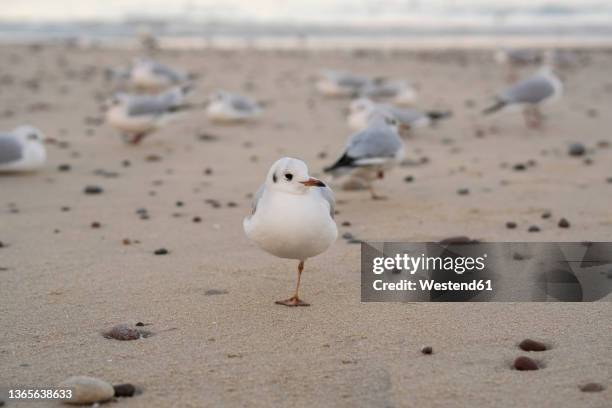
83;185;103;195
404;175;414;183
513;163;526;171
528;225;540;233
558;218;570;228
61;206;70;212
90;222;101;229
227;201;237;208
579;383;605;392
58;164;71;172
145;154;162;162
607;177;612;184
204;168;213;175
342;232;354;240
568;143;586;157
58;376;114;404
506;221;517;229
541;211;551;219
193;217;202;223
113;383;136;398
421;346;433;355
513;356;539;371
103;324;141;341
457;188;469;195
154;248;169;255
196;132;218;142
519;339;547;352
205;289;229;296
341;221;351;227
584;158;593;165
176;201;184;207
513;252;526;261
122;160;131;167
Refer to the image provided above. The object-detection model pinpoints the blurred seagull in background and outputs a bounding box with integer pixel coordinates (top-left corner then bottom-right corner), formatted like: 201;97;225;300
244;157;337;306
483;66;562;128
316;69;372;97
105;85;192;144
347;98;451;133
359;80;419;105
0;126;46;173
325;112;404;200
130;58;191;91
205;91;263;123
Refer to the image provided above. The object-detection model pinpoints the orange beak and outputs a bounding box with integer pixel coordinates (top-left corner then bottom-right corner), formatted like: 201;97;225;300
300;177;326;187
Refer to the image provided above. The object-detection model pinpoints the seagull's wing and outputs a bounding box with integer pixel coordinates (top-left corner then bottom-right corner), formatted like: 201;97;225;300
388;106;424;124
501;75;555;104
151;62;185;83
250;184;266;215
317;185;336;219
0;134;23;164
230;95;257;112
126;95;172;116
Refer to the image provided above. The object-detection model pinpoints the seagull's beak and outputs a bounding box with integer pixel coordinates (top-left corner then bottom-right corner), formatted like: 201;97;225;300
300;177;326;187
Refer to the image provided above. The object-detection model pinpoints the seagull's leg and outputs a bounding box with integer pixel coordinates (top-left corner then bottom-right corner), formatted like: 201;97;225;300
524;106;542;129
369;170;387;200
275;261;310;307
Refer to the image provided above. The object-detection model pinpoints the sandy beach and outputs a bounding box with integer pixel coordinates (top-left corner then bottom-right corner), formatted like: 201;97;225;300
1;43;611;407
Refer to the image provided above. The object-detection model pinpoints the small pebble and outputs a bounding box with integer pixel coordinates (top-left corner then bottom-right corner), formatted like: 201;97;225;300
541;211;551;219
513;163;526;171
528;225;540;233
506;221;517;229
104;324;141;341
122;238;131;245
513;356;539;371
57;164;71;172
341;221;351;227
113;383;136;398
457;188;469;195
421;346;433;355
154;248;169;255
342;232;354;240
59;376;114;404
568;143;586;157
84;185;103;195
91;222;101;229
176;201;184;207
404;175;414;183
579;383;605;392
558;218;570;228
192;217;202;223
519;339;547;352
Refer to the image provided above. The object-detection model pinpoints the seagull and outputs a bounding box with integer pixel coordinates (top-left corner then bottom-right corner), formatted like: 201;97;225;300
315;69;372;97
0;126;46;172
105;86;192;144
130;58;191;92
205;91;262;123
483;66;563;128
347;98;451;133
244;157;337;306
359;80;418;105
325;112;404;200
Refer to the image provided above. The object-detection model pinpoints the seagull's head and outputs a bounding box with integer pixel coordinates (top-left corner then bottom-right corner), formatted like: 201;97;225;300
367;111;400;133
349;98;375;115
13;125;44;144
266;157;325;195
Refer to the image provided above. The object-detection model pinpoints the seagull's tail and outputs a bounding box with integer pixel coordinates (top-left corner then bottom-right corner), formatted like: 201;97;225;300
482;100;507;115
324;153;355;174
426;110;452;122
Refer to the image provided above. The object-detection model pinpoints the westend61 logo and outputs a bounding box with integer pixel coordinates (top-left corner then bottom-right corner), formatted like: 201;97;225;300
361;242;612;302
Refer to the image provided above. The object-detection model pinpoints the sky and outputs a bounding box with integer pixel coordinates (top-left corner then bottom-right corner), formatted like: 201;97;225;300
2;0;610;23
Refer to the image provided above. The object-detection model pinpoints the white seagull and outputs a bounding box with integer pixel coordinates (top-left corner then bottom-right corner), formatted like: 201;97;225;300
483;66;563;128
0;126;46;173
315;69;371;97
206;91;262;123
105;86;192;144
325;113;404;200
130;58;191;92
244;157;337;306
359;80;419;105
348;98;450;133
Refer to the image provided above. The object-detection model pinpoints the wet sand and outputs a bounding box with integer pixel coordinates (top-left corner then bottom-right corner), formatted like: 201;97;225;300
1;44;611;407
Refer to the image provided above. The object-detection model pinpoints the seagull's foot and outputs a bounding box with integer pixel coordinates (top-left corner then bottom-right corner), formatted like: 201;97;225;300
275;296;310;307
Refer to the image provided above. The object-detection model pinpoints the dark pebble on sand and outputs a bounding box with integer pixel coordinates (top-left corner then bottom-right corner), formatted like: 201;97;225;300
91;222;101;229
528;225;540;233
506;221;517;229
341;221;351;227
513;163;526;171
519;339;547;352
579;383;605;392
104;324;141;341
568;143;585;157
58;164;71;172
176;201;184;207
154;248;169;255
513;356;539;371
113;383;136;397
193;217;202;223
541;211;551;219
421;346;433;355
607;177;612;184
84;185;103;195
558;218;570;228
404;175;414;183
513;252;526;260
205;289;229;296
342;232;354;240
457;188;469;195
204;168;213;175
122;160;131;167
227;201;237;208
61;206;70;212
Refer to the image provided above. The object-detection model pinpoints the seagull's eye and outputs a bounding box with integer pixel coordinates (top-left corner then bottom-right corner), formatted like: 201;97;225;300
284;173;293;181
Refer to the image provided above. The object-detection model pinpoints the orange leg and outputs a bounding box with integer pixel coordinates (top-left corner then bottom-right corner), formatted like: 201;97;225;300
276;261;310;307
